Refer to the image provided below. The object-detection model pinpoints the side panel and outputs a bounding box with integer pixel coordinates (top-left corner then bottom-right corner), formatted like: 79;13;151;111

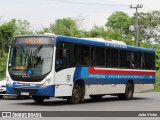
54;66;155;96
55;85;73;96
134;84;154;92
85;84;126;95
54;68;75;96
74;67;156;95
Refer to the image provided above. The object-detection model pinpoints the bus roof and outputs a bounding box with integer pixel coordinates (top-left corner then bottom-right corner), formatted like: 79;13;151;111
12;34;154;53
55;35;155;53
14;34;55;38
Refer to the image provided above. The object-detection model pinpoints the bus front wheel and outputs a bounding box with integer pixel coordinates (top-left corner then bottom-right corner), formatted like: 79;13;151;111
67;84;81;104
32;96;45;103
118;83;134;100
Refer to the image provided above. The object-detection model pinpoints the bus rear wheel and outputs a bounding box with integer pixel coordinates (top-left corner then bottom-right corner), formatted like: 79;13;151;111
89;95;103;99
118;83;134;100
67;84;81;104
32;96;45;103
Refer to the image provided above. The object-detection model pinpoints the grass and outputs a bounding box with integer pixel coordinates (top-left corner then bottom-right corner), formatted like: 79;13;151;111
153;70;160;92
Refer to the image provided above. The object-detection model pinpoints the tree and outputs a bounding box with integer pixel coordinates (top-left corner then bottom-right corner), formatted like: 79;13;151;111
0;19;17;77
0;19;16;53
105;11;132;34
137;10;160;43
49;18;80;37
15;19;32;35
0;52;7;77
89;25;107;38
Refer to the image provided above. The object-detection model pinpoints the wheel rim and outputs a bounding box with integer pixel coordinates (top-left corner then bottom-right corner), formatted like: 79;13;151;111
73;88;80;100
127;85;133;98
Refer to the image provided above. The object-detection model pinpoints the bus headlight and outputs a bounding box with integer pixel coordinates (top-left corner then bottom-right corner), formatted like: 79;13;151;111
6;77;12;85
43;78;51;86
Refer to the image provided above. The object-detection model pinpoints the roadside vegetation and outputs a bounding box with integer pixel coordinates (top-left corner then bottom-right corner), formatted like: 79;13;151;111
154;70;160;91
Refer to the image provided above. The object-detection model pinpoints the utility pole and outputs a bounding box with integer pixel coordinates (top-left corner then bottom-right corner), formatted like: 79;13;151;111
130;4;143;47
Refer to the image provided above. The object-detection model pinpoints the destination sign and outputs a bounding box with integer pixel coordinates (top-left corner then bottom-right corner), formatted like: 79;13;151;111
12;37;54;44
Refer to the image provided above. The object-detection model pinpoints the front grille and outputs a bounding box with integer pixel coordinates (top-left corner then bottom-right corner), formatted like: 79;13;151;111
13;88;38;95
10;75;45;82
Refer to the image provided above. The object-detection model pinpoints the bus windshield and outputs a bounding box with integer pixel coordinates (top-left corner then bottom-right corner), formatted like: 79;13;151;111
8;45;53;76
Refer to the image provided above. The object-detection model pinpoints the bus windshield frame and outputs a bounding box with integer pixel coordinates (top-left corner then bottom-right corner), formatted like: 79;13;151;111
8;36;54;81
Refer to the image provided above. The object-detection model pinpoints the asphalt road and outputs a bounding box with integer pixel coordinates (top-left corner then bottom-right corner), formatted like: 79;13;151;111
0;92;160;120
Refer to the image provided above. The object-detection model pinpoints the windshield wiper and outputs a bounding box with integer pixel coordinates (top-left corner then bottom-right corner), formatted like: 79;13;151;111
19;45;25;54
32;45;42;56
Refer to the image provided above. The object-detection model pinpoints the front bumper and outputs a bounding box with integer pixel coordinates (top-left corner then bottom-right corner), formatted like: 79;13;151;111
0;87;6;94
6;85;55;97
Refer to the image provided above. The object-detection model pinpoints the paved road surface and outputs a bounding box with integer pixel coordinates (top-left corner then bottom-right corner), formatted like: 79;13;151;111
0;92;160;120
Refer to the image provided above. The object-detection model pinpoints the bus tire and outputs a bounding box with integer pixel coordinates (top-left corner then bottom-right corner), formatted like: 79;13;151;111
32;96;45;103
118;83;134;100
0;95;3;99
67;84;81;104
89;95;103;99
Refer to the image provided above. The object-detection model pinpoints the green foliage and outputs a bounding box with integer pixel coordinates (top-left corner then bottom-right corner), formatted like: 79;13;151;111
138;11;160;42
49;18;80;37
0;19;16;45
0;52;8;78
89;25;107;38
153;70;160;91
105;11;132;34
37;27;50;34
15;20;32;35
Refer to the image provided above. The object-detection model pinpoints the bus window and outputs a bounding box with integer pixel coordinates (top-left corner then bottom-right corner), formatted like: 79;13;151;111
56;41;72;72
106;48;118;68
143;53;154;70
74;45;90;66
91;47;105;67
55;48;70;71
74;45;81;65
120;50;131;68
56;49;63;66
132;52;142;69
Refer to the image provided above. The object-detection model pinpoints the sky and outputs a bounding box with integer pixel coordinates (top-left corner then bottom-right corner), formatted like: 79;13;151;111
0;0;160;31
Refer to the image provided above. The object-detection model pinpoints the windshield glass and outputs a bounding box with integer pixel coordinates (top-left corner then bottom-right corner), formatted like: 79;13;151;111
8;45;53;76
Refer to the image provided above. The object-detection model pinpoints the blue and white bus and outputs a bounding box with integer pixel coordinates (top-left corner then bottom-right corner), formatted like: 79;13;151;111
6;34;156;104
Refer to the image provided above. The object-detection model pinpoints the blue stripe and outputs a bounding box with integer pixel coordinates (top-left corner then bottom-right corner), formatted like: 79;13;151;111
73;67;155;84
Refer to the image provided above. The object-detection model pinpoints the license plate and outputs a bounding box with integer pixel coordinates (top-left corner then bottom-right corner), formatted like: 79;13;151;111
21;92;29;96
